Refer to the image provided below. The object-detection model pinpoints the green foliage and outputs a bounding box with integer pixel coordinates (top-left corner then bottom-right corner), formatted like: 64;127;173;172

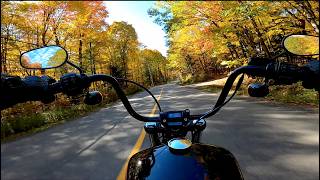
1;1;169;86
1;104;99;140
267;82;319;105
0;81;153;141
47;49;67;68
1;2;171;140
198;79;319;106
140;49;168;86
179;73;193;85
8;114;46;133
149;1;319;82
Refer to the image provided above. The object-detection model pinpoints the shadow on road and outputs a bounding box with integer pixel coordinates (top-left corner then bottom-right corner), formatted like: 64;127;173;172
159;83;319;180
1;83;318;180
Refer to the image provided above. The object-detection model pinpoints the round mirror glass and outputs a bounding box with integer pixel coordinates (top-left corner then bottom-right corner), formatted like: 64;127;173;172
283;35;319;56
20;45;68;69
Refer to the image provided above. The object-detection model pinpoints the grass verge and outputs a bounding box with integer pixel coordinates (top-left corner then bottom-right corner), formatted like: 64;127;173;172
196;77;319;107
1;84;144;143
1;103;105;143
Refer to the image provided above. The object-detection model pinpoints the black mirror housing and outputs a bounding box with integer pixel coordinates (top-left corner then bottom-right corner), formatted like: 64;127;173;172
248;83;269;97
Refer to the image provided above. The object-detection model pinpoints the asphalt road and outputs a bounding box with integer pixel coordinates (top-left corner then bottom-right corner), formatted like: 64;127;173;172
1;83;319;180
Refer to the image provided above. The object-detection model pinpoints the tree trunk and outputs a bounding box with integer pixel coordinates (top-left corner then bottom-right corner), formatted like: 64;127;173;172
147;63;154;86
1;31;9;73
198;57;207;73
36;27;40;47
250;17;271;57
78;33;83;69
185;55;195;76
53;27;60;46
89;42;94;74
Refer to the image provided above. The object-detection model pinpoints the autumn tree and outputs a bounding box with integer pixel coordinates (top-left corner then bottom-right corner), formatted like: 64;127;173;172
104;21;139;80
140;49;167;86
149;1;319;82
65;1;108;71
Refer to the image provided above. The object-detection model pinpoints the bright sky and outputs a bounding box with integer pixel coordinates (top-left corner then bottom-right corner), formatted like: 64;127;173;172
103;1;168;57
26;46;61;67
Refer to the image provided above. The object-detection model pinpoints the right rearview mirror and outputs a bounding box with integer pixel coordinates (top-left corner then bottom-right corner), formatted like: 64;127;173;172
283;35;319;56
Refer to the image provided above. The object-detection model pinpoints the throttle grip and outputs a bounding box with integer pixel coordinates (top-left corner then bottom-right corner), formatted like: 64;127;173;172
248;56;319;90
266;60;319;90
0;75;56;110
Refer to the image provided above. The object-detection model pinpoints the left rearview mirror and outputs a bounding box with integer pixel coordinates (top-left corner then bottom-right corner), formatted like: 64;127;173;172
20;45;68;69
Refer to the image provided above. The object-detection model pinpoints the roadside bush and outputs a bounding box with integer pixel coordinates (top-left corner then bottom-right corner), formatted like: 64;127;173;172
267;82;319;105
1;104;102;140
193;73;208;83
179;74;193;85
0;83;147;141
1;121;13;139
8;114;46;134
198;76;319;106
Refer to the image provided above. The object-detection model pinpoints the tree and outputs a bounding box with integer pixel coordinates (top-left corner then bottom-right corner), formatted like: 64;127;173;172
149;1;319;81
106;21;139;80
63;1;108;70
140;49;167;85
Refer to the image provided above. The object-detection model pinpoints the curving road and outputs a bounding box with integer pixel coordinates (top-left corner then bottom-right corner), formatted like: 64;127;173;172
1;83;319;180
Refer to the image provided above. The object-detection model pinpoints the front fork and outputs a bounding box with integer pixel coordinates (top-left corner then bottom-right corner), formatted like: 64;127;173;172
148;133;161;146
191;130;202;143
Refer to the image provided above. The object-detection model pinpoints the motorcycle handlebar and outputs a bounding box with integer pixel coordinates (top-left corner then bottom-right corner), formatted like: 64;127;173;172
85;65;271;121
1;60;318;120
87;74;160;122
248;57;319;88
201;65;266;119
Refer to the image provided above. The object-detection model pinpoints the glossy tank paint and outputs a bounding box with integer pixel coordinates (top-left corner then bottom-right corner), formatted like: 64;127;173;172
127;143;244;180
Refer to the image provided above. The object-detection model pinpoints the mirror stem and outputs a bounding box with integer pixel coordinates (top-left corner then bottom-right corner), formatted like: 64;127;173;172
67;61;84;74
271;50;285;59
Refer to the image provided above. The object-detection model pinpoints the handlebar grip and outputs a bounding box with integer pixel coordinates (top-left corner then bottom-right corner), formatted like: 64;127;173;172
266;63;302;85
266;60;319;89
21;76;57;103
248;57;319;89
0;75;58;110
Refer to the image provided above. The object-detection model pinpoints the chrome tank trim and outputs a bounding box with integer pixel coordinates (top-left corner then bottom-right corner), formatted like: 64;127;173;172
167;138;191;152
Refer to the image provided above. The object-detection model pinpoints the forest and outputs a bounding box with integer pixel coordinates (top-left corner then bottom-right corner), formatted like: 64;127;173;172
1;1;319;140
1;1;168;84
149;1;319;82
1;1;168;139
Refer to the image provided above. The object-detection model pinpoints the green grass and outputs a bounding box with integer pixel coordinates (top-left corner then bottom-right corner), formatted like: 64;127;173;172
1;84;145;142
266;83;319;106
197;82;319;107
1;103;104;142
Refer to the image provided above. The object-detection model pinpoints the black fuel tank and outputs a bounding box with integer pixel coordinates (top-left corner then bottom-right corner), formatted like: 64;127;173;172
127;143;243;180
